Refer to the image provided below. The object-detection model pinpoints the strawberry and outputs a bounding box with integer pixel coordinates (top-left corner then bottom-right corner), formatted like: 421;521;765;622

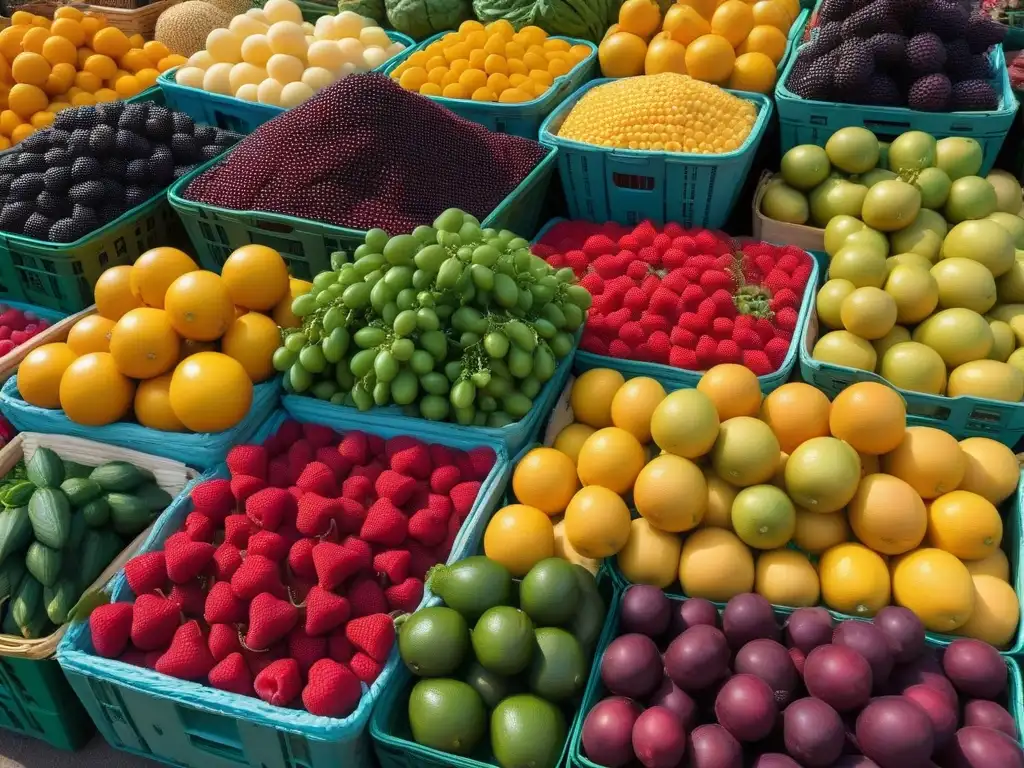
296;462;338;497
208;652;253;696
565;250;589;274
775;307;798;333
466;447;495;479
360;499;407;547
700;269;734;292
427;443;454;468
296;493;343;537
124;552;166;596
619;320;644;347
245;593;299;650
604;307;631;334
231;554;285;600
286;440;315;477
608;339;632;359
341;474;374;507
632;220;657;247
168;580;207;618
652;232;673;252
791;262;813;289
205;581;248;625
314;447;351;481
622;286;648;312
156;621;215;681
348;576;388;618
712;316;734;339
267;457;291;489
287;625;328;674
763;269;791;295
230;475;265;505
733;325;763;350
312;541;363;589
754;317;777;343
777;251;802;273
327;629;354;663
346;613;395;663
695;299;718;330
625;260;649;280
164;532;215;584
226;445;268;481
342;536;372;570
246;487;296;532
181;511;214;543
710;289;737;317
288;537;317;579
337;431;370;465
669;345;698;370
765;337;790;369
272;420;304;452
449;482;479;519
224;514;255;549
90;602;133;658
373;550;410;584
190;479;235;522
305;585;351;636
580;336;608;355
648;289;678;319
208;622;243;661
248;530;289;562
350;461;384;485
428;464;461;495
302;659;362;717
583;233;616;257
670;326;697;348
213;543;243;581
715;339;741;364
254;658;302;707
662;248;687;270
695;334;718;368
349;652;385;686
678;311;705;334
770;288;799;311
591;253;619;278
388;440;432;480
742;349;773;376
694;229;724;255
131;594;182;651
302;423;336;449
385;577;424;613
375;470;416;505
407;509;447;547
647;331;671;364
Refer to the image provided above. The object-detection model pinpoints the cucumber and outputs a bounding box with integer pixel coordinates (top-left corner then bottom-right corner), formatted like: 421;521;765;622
134;483;173;513
0;506;32;565
0;556;24;606
89;462;147;493
106;493;153;536
28;488;71;549
60;478;103;508
67;511;87;550
44;579;78;625
80;529;124;588
10;575;42;638
62;460;92;480
25;542;61;587
1;481;35;508
26;447;65;489
81;498;110;528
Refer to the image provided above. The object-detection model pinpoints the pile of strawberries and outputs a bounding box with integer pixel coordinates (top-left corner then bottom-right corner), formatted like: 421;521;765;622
0;304;52;356
87;419;496;719
532;220;815;375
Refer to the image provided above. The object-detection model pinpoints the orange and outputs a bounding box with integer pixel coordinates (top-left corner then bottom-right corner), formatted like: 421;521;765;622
92;27;131;60
818;542;891;617
66;314;116;355
650;388;720;458
956;574;1018;648
54;6;85;21
577;426;646;494
610;376;666;443
512;447;578;516
59;352;135;426
0;110;20;137
483;503;555;577
680;0;718;18
552;422;595;464
598;31;648;78
570;368;624;428
73;71;101;93
80;16;103;41
684;34;736;84
272;278;312;329
793;508;850;554
179;339;219;362
130;247;198;308
119;49;150;74
957;437;1020;505
50;18;86;47
220;312;280;383
143;40;170;63
9;11;32;25
9;122;33;143
84;54;117;80
883;426;965;499
20;27;50;55
892;548;975;632
128;34;145;49
29;110;52;129
829;381;906;454
11;53;50;87
697;363;761;420
634;453;707;532
163;270;235;342
847;473;927;555
711;0;755;46
109;308;180;379
679;527;755;601
169;351;254;432
41;36;77;67
160;54;187;73
618;0;663;39
17;342;78;408
134;373;186;431
644;32;688;75
0;27;27;63
926;490;1003;561
751;0;792;30
134;67;159;89
759;382;830;454
663;3;712;44
220;244;289;311
564;485;631;559
728;51;776;93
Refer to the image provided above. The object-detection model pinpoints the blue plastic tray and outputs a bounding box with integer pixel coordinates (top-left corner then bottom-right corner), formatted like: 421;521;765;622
798;251;1024;446
775;38;1018;174
156;32;415;134
0;377;280;470
56;407;510;768
539;80;773;229
381;33;598;138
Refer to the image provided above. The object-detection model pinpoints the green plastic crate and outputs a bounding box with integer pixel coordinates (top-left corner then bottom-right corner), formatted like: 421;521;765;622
0;655;94;750
167;149;558;281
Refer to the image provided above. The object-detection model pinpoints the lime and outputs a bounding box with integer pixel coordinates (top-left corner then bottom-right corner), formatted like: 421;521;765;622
463;660;515;710
408;678;486;756
491;694;567;768
398;606;469;677
519;558;579;627
528;628;587;702
568;566;606;654
471;606;534;676
426;556;513;622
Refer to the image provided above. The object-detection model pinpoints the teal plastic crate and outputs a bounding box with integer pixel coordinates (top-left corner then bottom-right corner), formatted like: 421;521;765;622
0;377;280;470
56;407;510;768
798;252;1024;446
568;590;1024;768
775;42;1018;174
381;33;598;138
167;147;558;280
539;80;773;229
370;571;619;768
1006;11;1024;49
0;655;95;750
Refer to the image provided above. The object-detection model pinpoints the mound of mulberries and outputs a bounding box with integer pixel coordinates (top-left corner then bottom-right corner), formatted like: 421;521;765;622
952;54;994;82
908;73;953;111
868;32;907;67
861;74;904;105
809;21;844;57
818;0;853;23
834;41;875;91
913;1;969;40
951;79;999;110
841;0;901;38
907;32;948;75
966;12;1007;53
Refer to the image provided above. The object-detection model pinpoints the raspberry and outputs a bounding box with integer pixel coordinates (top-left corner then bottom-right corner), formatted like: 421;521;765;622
672;235;697;254
640;274;660;296
792;263;814;289
670;326;697;348
680;283;705;308
693;230;723;255
695;335;718;368
565;250;589;273
649;288;679;317
623;287;648;311
699;270;734;292
608;339;633;359
663;248;687;269
688;255;717;272
765;337;790;368
590;293;616;316
678;312;706;334
605;308;631;333
547;253;566;268
632;220;657;246
647;331;671;363
618;233;641;251
755;317;777;343
640;313;670;335
775;307;799;333
580;273;604;296
669;345;698;370
770;288;799;311
763;269;791;295
580;335;608;355
743;349;773;375
710;289;736;317
664;223;684;239
638;246;660;266
716;339;741;364
620;321;645;346
733;326;763;350
652;233;672;253
696;299;718;328
777;252;802;273
712;316;734;338
625;261;648;281
583;234;617;257
592;254;620;278
605;275;634;296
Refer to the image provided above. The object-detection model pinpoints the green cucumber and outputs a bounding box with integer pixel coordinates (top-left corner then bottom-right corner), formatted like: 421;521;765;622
10;575;42;638
134;483;173;513
0;506;32;565
81;498;110;528
1;481;35;508
106;493;152;536
0;556;24;607
25;542;61;587
67;511;87;550
27;488;71;549
89;462;148;493
44;579;78;625
60;477;103;508
26;447;65;489
80;529;124;588
61;460;92;480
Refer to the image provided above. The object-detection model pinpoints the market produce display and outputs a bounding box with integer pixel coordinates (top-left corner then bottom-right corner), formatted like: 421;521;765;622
499;366;1022;647
87;420;496;716
581;587;1024;766
275;208;586;424
397;555;605;767
0;446;172;639
786;0;1007;109
174;0;407;108
154;0;252;57
0;8;188;148
0;101;238;243
390;19;591;104
16;244;293;431
181;72;550;233
532;219;813;373
471;0;616;43
0;304;55;357
598;0;801;93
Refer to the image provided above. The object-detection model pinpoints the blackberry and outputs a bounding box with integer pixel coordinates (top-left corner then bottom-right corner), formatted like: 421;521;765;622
129;136;152;159
951;79;999;110
946;39;973;69
23;212;52;241
810;22;843;56
908;73;953;111
71;156;101;183
967;12;1008;53
145;113;173;142
213;131;238;148
88;124;116;155
95;102;124;124
117;104;147;133
71;204;99;234
67;129;92;156
101;157;127;180
10;174;45;199
173;163;199;180
18;132;51;153
818;0;853;23
43;166;72;193
0;202;32;232
48;217;82;243
860;74;904;105
124;185;152;208
0;173;13;197
834;42;874;91
913;1;969;40
0;154;18;174
16;153;46;173
126;159;150;185
841;0;900;39
69;180;105;207
170;133;200;163
60;107;100;131
35;190;69;218
44;147;69;167
868;33;907;68
172;112;195;134
46;129;69;148
194;125;217;145
907;32;948;75
790;52;836;100
200;143;225;161
150;154;175;185
952;54;994;82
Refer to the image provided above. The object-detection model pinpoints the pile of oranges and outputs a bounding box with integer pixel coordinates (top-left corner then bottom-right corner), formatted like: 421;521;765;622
390;18;592;104
599;0;801;94
0;8;188;147
17;245;310;434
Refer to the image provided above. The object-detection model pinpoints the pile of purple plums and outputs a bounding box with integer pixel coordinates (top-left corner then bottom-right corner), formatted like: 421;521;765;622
579;586;1023;768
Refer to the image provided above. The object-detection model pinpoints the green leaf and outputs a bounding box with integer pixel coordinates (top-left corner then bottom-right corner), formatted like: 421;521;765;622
66;589;110;624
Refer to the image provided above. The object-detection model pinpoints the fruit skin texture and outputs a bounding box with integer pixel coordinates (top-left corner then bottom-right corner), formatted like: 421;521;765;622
512;447;577;517
633;454;706;533
482;504;554;578
958;437;1020;505
221;312;284;383
892;548;975;633
134;373;186;432
847;473;927;556
818;542;890;617
926;490;1002;561
220;245;289;311
564;485;631;559
678;527;754;602
272;278;313;329
570;368;624;429
59;351;135;426
163;270;236;342
169;351;254;433
828;381;906;455
129;248;199;309
17;342;77;408
616;517;682;588
109;308;181;380
883;426;965;500
710;416;780;488
95;265;143;321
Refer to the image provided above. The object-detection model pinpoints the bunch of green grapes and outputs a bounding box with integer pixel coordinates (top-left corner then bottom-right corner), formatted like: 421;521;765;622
271;208;591;426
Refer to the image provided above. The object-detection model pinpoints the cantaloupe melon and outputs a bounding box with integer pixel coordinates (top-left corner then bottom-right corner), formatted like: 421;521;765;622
156;1;234;57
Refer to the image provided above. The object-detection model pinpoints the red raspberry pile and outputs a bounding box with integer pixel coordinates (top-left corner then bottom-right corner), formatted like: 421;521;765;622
88;420;495;719
0;304;52;356
532;220;814;375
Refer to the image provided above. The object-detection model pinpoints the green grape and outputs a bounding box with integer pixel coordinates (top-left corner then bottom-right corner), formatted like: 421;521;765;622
291;293;317;317
363;371;377;390
391;370;419;405
419;329;447;361
530;283;554;305
384;266;414;291
464;212;480;226
363;270;384;289
338;266;361;287
412;269;433;290
392;309;418;338
504;393;533;418
532;318;556;340
484;331;509;359
484;375;510;399
311;380;338;400
479;395;497;413
289;362;313;392
516;288;533;313
453;406;475;425
272;347;296;372
322;327;349;363
354;253;386;276
312;270;338;292
488;412;514;428
329;392;348;406
520;376;541;399
444;360;463;382
323;306;345;333
507;237;529;251
562;302;584;331
352;383;374;410
493;273;518;308
434;208;465;233
412;225;436;243
284;333;307;352
396;288;417;311
459;221;482;244
451;379;476;410
457;245;474;262
374;349;399;383
420;372;450;395
382;303;399;328
330;251;349;270
472;244;500;267
550;331;574;359
470;264;494;292
452;307;486;335
508;346;533;379
437;231;462;249
474;411;488;427
327;283;344;298
513;249;533;273
494;229;516;248
471;370;491;388
490;358;511;380
460;332;480;347
370;279;393;313
383;234;419;266
481;227;497;240
416;291;434;308
391;338;415;362
282;374;294;393
350;348;377;378
534;345;556;382
435;305;453;321
413;244;447;273
420;394;450;421
366;228;391;251
494;258;516;277
315;290;334;308
299;345;327;374
307;327;322;343
566;285;593;309
409;349;435;375
352;327;385;348
342;282;371;310
556;267;576;284
335;362;355;390
373;380;391;406
541;303;566;330
416;308;440;332
436;258;463;290
505;320;535;352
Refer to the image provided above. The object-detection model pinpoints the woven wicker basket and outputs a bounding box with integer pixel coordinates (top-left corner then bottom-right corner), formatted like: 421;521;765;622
9;0;180;36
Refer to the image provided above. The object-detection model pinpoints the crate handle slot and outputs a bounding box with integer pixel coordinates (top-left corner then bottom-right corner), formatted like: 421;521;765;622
612;173;656;192
861;119;915;134
183;725;247;761
253;219;297;235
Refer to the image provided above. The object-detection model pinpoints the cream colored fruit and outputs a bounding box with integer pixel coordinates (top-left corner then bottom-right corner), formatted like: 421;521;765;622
947;359;1024;402
840;286;897;340
913;308;994;368
564;485;632;559
880;341;947;396
892;548;976;632
873;326;912;360
702;470;736;530
616;518;683;589
650;388;720;459
813;330;878;372
883;426;965;499
818;542;891;617
988;320;1015;362
958;437;1020;505
784;436;861;513
710;416;780;487
633;454;707;533
847;473;927;555
964;549;1011;582
793;508;850;554
955;574;1019;647
755;549;820;607
678;527;755;602
926;490;1003;561
884;265;938;324
817;279;856;329
553;519;600;575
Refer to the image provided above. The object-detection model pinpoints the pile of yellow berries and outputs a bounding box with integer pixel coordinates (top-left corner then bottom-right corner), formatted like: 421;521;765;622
556;72;758;154
390;19;591;104
0;8;188;147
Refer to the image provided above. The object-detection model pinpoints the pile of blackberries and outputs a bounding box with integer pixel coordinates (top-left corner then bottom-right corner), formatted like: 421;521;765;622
0;101;239;243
